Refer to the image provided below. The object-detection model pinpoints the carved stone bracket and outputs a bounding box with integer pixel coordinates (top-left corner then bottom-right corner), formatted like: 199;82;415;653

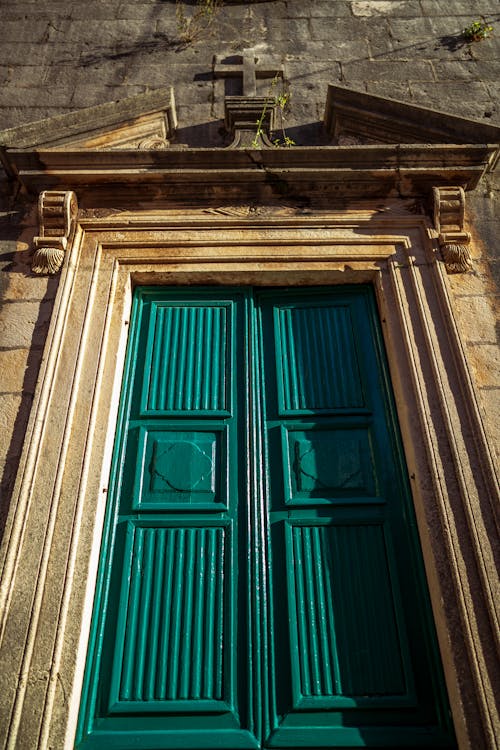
433;186;472;273
32;191;78;275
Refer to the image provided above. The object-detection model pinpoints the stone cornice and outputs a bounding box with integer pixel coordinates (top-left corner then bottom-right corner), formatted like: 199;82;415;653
3;143;497;202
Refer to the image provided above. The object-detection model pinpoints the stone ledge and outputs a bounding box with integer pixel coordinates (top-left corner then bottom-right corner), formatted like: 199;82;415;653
3;143;497;201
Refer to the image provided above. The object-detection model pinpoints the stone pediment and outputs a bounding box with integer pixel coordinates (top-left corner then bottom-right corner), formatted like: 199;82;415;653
0;88;176;151
1;83;498;155
324;84;500;150
0;84;498;204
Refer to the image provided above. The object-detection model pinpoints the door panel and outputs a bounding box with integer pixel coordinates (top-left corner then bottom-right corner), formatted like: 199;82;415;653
285;521;411;704
76;286;455;749
280;422;378;504
77;291;254;749
258;289;454;747
141;302;231;415
108;524;227;710
274;303;365;413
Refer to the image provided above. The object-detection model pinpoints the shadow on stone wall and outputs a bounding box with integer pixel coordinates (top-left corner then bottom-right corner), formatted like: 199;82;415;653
0;207;58;545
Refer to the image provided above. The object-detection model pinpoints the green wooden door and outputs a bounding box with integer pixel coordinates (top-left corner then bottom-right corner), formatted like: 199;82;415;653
76;286;455;749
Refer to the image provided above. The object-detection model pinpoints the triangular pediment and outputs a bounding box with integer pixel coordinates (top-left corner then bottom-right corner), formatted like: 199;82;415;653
0;88;176;151
0;84;498;202
1;84;498;155
324;84;500;147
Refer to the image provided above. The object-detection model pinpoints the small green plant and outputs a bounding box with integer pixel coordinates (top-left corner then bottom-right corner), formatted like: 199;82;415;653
252;92;272;148
176;0;223;44
463;20;493;42
252;75;295;148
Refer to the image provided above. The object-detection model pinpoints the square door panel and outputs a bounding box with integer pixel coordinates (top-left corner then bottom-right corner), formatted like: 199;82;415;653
281;425;379;505
132;425;228;510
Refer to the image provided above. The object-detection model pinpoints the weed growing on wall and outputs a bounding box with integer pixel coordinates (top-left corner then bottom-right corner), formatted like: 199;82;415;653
252;74;295;148
463;20;493;42
176;0;223;44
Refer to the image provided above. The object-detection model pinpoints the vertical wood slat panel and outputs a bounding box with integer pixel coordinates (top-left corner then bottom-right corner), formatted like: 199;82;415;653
147;305;229;412
116;526;226;704
290;525;406;699
277;305;364;411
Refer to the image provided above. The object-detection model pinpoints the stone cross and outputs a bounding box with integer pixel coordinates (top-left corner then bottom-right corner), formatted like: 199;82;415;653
214;50;283;97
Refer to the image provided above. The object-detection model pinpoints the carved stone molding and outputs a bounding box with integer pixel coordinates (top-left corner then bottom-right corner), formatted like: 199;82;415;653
223;95;277;147
0;88;177;150
32;190;78;275
138;134;170;150
325;84;500;147
433;186;473;273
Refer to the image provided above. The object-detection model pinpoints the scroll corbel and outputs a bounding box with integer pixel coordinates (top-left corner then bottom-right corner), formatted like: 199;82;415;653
32;190;78;275
432;186;472;273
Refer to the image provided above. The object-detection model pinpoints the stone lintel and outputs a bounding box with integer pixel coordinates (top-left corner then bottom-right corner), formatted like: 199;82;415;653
3;144;496;202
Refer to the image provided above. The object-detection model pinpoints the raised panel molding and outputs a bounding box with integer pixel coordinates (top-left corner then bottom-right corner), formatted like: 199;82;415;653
110;524;226;708
287;522;411;704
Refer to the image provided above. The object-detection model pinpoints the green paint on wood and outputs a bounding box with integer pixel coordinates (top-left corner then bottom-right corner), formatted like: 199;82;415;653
76;287;456;749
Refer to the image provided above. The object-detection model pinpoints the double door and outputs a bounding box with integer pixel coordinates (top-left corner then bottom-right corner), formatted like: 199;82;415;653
77;286;455;748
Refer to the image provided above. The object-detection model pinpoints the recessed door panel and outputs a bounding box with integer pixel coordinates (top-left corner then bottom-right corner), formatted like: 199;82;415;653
281;423;379;504
274;303;366;414
108;523;228;712
141;301;232;416
131;424;229;511
285;521;413;707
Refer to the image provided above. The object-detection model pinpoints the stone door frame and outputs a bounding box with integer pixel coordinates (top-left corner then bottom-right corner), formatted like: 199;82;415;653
0;206;498;749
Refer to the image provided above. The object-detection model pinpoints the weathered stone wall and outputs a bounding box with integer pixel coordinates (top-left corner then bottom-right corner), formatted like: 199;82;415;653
1;0;499;530
0;0;499;132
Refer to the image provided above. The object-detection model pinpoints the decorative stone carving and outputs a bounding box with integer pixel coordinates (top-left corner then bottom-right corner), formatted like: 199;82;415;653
337;134;365;146
138;135;170;150
203;203;306;217
32;191;78;275
214;51;284;147
214;50;284;98
432;186;472;273
440;242;474;273
223;96;277;147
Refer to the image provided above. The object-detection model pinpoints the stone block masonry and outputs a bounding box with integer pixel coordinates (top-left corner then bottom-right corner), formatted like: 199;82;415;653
0;0;497;131
0;0;498;491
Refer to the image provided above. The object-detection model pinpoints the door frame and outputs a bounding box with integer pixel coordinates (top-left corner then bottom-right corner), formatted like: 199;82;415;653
0;206;498;749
